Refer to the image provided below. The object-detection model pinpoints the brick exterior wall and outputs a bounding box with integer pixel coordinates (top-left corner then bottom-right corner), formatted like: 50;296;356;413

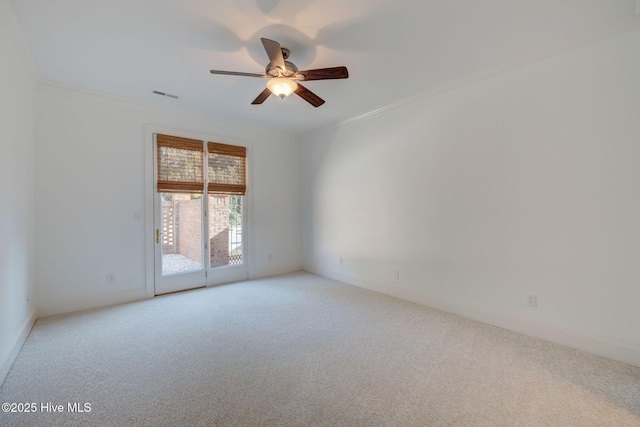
161;201;177;254
176;198;202;263
209;195;230;267
161;195;232;267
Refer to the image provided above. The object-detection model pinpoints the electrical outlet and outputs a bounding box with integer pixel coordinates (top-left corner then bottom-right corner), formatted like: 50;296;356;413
526;294;537;308
268;253;273;261
339;257;344;265
393;270;400;280
107;273;115;284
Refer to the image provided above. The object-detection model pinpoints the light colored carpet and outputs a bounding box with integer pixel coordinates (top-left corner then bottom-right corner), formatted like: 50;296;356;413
1;271;639;426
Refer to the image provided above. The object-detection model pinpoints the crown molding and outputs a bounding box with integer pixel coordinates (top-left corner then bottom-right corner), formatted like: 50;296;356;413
306;14;640;138
35;80;299;138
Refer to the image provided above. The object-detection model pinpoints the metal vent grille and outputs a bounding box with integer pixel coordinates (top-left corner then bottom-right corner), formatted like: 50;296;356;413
153;90;179;99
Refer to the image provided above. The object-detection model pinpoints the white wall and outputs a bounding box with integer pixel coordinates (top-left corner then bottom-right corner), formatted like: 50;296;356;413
0;0;38;383
301;30;640;366
35;82;302;316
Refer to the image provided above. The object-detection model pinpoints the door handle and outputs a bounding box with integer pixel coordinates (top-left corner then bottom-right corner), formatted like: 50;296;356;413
156;229;162;243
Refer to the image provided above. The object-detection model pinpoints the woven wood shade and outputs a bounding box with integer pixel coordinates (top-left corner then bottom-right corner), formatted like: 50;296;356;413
156;134;204;194
207;142;246;195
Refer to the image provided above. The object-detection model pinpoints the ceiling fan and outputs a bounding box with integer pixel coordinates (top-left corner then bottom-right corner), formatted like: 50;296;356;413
210;38;348;107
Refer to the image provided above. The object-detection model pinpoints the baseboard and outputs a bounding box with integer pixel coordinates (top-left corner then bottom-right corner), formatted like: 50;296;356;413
37;288;149;318
304;264;640;368
0;307;37;387
251;264;303;281
38;268;304;317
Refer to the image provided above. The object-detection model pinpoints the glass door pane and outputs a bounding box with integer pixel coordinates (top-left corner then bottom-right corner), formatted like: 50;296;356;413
160;193;203;275
208;195;243;268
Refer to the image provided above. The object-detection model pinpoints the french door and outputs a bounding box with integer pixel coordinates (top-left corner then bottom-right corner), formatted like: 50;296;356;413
153;134;248;295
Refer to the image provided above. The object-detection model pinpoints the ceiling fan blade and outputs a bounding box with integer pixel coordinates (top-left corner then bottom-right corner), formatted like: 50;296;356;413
261;38;285;71
295;66;349;81
251;88;272;105
210;70;267;78
294;84;325;108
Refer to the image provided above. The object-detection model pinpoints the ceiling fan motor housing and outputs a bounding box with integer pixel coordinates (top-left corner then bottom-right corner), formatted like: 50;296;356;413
266;59;298;78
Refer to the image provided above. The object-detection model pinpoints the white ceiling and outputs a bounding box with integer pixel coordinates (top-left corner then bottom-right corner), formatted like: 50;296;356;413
11;0;639;133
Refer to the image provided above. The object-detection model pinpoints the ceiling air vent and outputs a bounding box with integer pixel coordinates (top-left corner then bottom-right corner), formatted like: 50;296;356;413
153;90;179;99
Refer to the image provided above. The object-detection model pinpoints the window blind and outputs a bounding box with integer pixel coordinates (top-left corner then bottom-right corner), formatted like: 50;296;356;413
156;134;205;194
207;142;246;195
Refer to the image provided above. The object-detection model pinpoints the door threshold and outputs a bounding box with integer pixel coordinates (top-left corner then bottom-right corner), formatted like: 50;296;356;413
155;285;206;297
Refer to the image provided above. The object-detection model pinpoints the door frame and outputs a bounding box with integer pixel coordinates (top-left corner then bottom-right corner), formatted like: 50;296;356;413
144;125;254;298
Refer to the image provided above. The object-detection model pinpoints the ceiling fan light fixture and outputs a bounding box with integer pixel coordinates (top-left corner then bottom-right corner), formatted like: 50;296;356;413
210;38;348;107
266;77;298;99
